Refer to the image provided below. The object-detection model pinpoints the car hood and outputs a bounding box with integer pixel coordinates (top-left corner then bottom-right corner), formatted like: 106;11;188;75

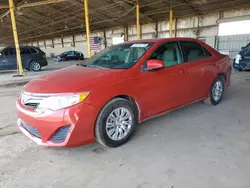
24;65;126;94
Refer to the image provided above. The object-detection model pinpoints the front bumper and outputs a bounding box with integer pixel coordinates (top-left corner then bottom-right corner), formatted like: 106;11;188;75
54;57;62;62
16;100;97;147
233;59;250;70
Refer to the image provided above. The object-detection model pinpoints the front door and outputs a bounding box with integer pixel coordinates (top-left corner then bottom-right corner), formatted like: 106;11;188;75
137;41;191;118
0;54;8;70
5;48;17;70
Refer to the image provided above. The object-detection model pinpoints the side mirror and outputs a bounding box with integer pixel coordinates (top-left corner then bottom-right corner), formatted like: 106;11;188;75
0;52;3;57
145;59;165;71
241;46;245;50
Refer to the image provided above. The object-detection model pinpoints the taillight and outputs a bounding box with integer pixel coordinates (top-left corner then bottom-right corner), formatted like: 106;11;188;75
42;55;46;59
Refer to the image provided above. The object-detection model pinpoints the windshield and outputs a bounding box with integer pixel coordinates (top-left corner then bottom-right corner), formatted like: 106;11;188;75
245;43;250;50
81;42;153;69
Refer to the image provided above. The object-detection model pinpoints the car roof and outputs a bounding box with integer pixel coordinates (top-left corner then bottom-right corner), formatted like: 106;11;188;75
4;45;38;49
127;37;201;43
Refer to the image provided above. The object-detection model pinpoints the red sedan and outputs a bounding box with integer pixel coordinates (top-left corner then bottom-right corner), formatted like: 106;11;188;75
16;38;232;147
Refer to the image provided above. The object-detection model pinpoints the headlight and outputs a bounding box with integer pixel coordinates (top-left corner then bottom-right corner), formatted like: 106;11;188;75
38;92;90;111
235;54;242;64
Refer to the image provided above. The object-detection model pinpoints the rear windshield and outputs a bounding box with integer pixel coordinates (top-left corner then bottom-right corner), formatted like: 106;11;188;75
80;43;153;69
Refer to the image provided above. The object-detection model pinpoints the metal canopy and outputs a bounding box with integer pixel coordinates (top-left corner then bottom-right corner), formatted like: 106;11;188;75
0;0;249;44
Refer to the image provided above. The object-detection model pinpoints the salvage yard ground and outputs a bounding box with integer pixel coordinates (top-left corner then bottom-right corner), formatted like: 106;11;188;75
0;60;250;188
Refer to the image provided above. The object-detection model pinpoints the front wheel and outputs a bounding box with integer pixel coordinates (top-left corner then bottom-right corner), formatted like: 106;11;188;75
203;76;225;105
29;61;41;72
95;98;136;148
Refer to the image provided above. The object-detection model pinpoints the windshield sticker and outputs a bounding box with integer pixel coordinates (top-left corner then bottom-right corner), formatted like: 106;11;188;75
131;44;149;48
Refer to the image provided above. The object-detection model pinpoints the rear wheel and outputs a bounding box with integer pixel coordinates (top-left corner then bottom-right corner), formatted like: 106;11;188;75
203;76;225;105
29;61;41;72
95;98;136;148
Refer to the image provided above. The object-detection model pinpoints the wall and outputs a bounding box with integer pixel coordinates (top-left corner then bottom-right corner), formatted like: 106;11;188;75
27;7;250;58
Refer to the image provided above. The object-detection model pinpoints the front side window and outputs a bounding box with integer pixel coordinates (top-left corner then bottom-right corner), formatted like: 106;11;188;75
68;51;74;56
180;41;209;62
149;42;183;67
2;48;10;56
81;43;153;69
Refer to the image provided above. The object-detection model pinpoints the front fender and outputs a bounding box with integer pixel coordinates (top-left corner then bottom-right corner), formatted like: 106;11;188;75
85;78;145;121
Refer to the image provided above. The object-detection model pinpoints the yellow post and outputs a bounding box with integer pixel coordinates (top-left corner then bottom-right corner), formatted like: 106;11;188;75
84;0;91;58
169;8;173;38
174;18;177;38
9;0;24;76
136;0;141;40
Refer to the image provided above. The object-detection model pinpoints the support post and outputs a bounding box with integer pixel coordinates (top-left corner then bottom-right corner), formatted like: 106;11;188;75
103;30;107;48
61;37;64;47
52;39;54;48
9;0;23;76
169;8;173;38
155;21;158;38
84;0;91;58
136;0;141;40
72;35;75;47
174;18;177;38
125;26;128;41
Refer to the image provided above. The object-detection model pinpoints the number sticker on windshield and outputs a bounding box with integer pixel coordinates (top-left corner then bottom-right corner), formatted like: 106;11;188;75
131;44;149;48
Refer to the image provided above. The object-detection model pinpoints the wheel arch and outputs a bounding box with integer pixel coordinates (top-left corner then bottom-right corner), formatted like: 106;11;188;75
94;94;141;128
113;95;140;122
217;73;226;81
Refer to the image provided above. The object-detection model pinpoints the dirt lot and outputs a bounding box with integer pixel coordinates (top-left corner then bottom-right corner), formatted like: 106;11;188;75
0;64;250;188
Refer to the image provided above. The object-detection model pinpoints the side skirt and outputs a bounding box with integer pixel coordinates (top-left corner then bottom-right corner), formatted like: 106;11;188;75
140;98;206;123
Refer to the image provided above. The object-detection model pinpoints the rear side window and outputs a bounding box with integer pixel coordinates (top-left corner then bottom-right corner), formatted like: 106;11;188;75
180;41;210;62
20;47;31;54
30;48;38;54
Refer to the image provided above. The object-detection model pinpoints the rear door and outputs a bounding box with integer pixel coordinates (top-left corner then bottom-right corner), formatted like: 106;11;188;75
179;41;214;101
20;47;32;68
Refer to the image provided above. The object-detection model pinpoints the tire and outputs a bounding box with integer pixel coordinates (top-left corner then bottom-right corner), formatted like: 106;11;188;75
95;98;136;148
238;68;243;72
29;61;41;72
203;76;225;105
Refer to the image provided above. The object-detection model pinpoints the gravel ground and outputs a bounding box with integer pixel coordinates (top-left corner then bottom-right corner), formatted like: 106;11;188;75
0;69;250;188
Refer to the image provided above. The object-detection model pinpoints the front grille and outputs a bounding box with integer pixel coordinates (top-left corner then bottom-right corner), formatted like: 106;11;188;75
21;93;47;109
50;126;70;143
22;121;41;138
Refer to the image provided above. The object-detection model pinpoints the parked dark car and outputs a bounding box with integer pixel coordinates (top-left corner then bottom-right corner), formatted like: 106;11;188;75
233;42;250;71
0;46;48;71
54;51;84;62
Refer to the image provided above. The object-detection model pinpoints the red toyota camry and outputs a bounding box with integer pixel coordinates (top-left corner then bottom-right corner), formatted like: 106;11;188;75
16;38;232;148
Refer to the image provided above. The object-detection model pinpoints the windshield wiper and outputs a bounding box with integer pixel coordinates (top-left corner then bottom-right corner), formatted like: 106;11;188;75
76;63;87;67
86;65;109;69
